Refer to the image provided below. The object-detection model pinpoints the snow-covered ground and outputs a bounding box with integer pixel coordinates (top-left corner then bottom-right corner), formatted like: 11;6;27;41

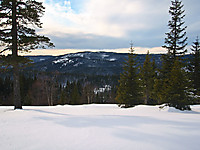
0;104;200;150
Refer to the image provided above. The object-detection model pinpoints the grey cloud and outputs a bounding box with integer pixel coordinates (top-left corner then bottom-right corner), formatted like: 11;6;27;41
46;0;200;49
49;33;129;49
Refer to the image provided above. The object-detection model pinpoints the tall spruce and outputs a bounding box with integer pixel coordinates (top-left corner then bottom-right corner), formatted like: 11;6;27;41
116;43;142;108
190;37;200;95
163;0;188;59
0;0;54;109
158;0;188;103
157;0;191;110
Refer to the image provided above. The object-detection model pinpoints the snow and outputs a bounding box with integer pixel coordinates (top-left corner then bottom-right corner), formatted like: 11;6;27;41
108;58;117;61
53;56;70;64
39;59;45;61
53;56;75;68
101;54;109;58
67;53;84;58
53;56;74;65
0;104;200;150
94;85;112;94
73;62;83;67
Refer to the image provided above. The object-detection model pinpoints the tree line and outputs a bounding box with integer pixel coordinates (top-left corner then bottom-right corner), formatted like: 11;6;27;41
0;72;117;106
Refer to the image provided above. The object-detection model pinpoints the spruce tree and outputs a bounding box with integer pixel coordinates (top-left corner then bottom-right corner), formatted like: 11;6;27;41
59;89;67;105
153;55;173;104
160;0;188;100
156;0;191;110
71;83;81;105
0;77;3;104
0;0;54;109
163;0;188;59
140;51;156;104
161;0;187;85
167;59;191;110
190;37;200;95
116;43;142;108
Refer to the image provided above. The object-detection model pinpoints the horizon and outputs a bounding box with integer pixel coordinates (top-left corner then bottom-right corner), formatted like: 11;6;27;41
2;45;194;56
21;47;166;56
18;45;192;56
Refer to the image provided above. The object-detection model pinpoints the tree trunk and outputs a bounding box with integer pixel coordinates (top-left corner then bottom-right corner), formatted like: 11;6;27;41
12;0;17;57
12;0;22;109
13;65;22;109
87;95;90;104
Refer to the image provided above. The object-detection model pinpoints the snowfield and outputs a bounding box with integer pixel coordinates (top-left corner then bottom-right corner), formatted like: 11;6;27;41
0;104;200;150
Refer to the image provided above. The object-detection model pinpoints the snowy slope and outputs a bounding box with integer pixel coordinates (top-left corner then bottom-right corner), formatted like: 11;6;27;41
0;104;200;150
28;52;163;75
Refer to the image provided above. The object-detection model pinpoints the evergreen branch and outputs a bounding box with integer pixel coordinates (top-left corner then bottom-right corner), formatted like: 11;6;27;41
0;28;11;32
0;47;10;54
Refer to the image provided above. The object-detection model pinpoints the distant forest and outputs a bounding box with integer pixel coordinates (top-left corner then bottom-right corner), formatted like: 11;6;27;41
0;53;199;107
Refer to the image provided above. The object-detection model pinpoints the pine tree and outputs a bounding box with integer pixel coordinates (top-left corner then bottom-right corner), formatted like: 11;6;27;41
59;89;67;105
156;0;188;104
71;83;81;105
0;77;3;104
167;59;191;110
163;0;188;59
161;0;187;85
140;51;156;104
20;74;34;105
190;37;200;95
155;0;191;110
116;43;142;108
153;54;173;104
0;0;54;109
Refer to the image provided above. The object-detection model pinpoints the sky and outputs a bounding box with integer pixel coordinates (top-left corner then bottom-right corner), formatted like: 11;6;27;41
26;0;200;55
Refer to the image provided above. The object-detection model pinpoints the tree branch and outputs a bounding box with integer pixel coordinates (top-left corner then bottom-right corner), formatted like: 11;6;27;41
0;48;10;54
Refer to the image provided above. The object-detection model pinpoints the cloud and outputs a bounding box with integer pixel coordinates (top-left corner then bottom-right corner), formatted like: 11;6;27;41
40;0;169;37
36;0;200;50
64;0;71;6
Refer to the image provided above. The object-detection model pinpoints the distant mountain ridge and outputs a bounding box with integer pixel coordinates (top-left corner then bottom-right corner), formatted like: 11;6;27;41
27;51;163;75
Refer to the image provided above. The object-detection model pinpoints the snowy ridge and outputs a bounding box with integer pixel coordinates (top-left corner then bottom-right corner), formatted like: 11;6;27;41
27;52;166;75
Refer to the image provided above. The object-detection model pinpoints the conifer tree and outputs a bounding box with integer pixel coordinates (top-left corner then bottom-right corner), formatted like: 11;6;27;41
116;43;142;108
190;37;200;95
0;0;54;109
59;89;67;105
160;0;187;91
167;59;191;110
71;82;81;105
155;0;191;110
159;0;188;101
153;55;173;104
140;51;156;104
0;77;3;104
163;0;188;59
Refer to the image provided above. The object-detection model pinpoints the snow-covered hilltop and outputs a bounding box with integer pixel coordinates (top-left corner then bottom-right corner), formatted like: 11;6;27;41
27;52;164;75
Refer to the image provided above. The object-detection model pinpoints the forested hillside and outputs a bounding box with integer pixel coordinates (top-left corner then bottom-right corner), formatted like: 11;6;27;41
0;52;195;106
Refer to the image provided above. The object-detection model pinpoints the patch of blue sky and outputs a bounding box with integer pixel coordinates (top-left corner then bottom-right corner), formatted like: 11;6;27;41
44;0;85;14
70;0;87;13
45;0;61;4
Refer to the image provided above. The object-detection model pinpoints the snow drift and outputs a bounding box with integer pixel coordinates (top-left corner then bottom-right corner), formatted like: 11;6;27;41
0;104;200;150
